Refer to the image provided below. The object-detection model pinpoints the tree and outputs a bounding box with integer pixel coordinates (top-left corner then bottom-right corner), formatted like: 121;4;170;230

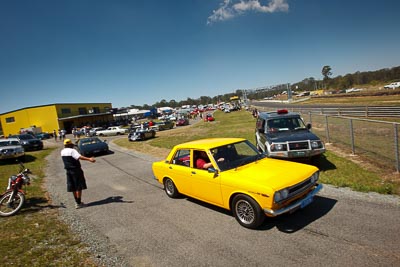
322;65;332;80
322;65;333;88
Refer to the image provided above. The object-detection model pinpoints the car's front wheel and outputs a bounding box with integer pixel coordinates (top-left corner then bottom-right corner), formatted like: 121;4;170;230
232;194;265;229
164;178;180;198
255;138;263;152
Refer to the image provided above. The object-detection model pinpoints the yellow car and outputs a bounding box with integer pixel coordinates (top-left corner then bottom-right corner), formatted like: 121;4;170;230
152;138;322;229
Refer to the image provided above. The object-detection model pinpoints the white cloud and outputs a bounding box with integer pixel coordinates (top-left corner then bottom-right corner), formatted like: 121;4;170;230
207;0;289;24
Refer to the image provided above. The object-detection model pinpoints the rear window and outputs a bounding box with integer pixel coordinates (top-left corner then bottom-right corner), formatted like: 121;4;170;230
18;134;35;140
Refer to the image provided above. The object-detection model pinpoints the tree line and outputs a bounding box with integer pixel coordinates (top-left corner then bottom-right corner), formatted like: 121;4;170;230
126;65;400;109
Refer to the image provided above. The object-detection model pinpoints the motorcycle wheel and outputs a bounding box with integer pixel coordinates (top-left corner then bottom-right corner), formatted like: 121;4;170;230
0;191;25;217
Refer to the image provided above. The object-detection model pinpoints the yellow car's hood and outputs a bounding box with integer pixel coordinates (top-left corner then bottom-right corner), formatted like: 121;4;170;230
220;158;318;191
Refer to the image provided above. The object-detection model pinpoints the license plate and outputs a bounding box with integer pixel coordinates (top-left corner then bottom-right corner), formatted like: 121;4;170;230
301;196;313;208
295;151;305;156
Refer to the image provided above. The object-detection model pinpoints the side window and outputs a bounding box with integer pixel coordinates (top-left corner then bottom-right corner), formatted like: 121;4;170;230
193;150;211;169
172;149;190;166
256;118;265;133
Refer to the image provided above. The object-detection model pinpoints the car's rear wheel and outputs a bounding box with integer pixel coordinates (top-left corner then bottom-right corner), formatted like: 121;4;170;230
232;194;265;229
164;178;179;198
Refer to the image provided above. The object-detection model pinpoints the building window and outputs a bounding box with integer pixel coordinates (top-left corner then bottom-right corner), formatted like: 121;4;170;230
78;108;87;115
61;108;71;114
6;117;15;123
92;107;100;114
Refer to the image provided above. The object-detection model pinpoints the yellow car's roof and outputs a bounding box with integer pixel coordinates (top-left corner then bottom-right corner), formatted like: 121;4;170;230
174;138;246;150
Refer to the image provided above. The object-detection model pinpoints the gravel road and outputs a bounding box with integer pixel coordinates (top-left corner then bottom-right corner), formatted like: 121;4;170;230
44;137;400;267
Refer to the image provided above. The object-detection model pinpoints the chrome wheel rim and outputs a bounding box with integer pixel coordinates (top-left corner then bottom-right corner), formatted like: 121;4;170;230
165;179;174;195
236;199;255;225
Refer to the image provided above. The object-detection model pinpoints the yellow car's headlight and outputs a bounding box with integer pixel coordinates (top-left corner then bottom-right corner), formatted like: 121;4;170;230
274;188;289;203
310;171;319;183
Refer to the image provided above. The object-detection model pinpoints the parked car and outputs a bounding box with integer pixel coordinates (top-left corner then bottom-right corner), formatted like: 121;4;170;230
205;113;215;122
151;120;175;131
76;137;109;157
9;134;43;151
255;109;325;160
128;128;156;141
383;82;400;89
176;118;189;126
88;127;105;137
152;138;322;229
35;132;51;140
96;126;127;136
0;138;25;161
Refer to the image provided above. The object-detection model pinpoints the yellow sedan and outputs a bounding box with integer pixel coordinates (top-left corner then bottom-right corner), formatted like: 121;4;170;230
152;138;322;229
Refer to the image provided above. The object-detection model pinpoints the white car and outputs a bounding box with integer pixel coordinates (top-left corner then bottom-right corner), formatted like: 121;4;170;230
88;127;105;136
96;126;127;136
0;138;25;161
384;82;400;89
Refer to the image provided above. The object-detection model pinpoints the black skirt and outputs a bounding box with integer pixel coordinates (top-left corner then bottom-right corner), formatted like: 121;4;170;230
66;168;87;192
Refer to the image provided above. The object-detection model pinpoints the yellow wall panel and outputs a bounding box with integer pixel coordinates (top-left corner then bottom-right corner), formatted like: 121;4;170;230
1;103;113;136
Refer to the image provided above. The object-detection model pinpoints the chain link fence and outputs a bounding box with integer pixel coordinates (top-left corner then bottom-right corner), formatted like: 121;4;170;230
303;113;399;172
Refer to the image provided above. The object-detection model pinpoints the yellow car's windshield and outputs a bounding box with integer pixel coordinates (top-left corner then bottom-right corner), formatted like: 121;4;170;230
211;140;265;171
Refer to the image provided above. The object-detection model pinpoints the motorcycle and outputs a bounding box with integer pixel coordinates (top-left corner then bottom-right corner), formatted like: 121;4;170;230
0;162;32;217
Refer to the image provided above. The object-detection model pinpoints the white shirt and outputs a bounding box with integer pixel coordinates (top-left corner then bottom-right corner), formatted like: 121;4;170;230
61;147;81;160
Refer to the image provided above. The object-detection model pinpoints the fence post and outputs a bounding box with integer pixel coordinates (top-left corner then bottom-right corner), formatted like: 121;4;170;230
325;115;330;143
350;119;355;154
394;123;399;173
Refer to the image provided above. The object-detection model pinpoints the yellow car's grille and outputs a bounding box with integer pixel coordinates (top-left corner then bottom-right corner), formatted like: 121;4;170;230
287;177;315;200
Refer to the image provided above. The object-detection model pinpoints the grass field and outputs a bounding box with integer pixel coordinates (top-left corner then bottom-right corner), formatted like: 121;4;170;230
280;88;400;106
1;100;399;265
0;150;97;266
115;109;399;195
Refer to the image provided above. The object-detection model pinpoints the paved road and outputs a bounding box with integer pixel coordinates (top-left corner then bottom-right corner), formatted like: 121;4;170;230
45;136;400;266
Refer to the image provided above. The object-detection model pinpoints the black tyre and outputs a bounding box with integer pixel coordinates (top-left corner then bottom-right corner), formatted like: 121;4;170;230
256;143;262;152
0;191;25;217
255;138;263;152
232;194;265;229
164;178;180;198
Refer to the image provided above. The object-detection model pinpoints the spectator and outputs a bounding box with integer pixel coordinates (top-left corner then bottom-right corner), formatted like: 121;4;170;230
60;139;96;209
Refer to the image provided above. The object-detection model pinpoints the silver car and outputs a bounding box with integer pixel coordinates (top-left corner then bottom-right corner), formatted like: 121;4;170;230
0;138;25;161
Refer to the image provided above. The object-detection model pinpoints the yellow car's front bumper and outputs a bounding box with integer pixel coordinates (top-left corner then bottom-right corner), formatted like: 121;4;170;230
263;184;323;217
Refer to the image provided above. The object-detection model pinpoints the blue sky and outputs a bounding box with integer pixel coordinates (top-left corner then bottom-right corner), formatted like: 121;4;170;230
1;0;399;114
